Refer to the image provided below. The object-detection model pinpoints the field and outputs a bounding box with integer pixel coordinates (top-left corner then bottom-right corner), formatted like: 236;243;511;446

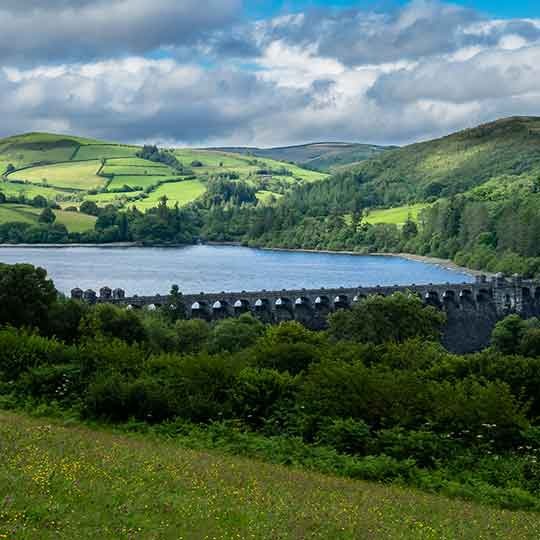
72;144;139;161
84;191;144;207
132;179;207;209
0;133;329;215
8;161;105;190
364;203;429;226
1;411;539;540
0;204;96;232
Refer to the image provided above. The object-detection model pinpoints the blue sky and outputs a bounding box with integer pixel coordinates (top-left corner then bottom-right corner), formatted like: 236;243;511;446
248;0;540;18
0;0;539;146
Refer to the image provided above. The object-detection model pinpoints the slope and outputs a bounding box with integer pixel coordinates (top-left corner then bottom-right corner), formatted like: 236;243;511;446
212;142;392;171
0;133;327;213
2;411;538;540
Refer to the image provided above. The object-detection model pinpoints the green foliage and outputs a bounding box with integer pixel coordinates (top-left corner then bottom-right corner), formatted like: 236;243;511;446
208;314;265;353
38;206;56;224
328;292;446;344
0;263;57;330
80;303;147;344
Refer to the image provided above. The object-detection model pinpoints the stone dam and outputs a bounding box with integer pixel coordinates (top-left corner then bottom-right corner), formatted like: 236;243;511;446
71;273;540;353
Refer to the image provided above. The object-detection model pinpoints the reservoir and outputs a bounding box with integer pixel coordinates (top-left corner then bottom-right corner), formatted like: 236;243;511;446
0;245;474;296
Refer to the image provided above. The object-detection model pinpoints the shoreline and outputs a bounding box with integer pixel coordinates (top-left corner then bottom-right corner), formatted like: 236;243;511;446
0;241;483;277
259;246;482;277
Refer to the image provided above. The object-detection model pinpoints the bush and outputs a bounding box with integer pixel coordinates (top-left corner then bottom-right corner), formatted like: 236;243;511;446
328;292;446;345
316;418;371;455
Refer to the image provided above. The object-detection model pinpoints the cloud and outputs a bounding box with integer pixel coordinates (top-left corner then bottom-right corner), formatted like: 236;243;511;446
368;45;540;105
1;1;540;147
0;0;241;63
0;58;310;145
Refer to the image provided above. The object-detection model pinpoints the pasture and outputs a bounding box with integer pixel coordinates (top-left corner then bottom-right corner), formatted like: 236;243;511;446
0;133;328;213
8;161;105;190
1;411;539;540
132;179;206;209
364;203;429;226
0;203;96;232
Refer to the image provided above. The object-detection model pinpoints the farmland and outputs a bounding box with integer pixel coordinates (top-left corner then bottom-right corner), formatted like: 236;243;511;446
0;204;96;232
8;161;105;190
0;133;327;216
1;410;539;540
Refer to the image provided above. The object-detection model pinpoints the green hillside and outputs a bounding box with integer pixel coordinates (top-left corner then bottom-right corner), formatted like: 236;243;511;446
2;411;538;540
0;133;327;215
212;142;392;171
348;116;540;206
0;203;96;233
231;116;540;276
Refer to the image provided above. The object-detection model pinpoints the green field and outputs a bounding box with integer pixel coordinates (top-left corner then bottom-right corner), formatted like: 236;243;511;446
8;161;105;190
101;164;172;177
84;191;144;207
133;179;206;209
364;203;429;226
108;175;184;191
72;144;139;161
0;180;73;201
0;133;329;214
1;411;538;540
0;204;96;232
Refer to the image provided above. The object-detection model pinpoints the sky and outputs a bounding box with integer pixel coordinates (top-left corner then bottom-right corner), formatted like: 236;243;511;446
1;0;540;147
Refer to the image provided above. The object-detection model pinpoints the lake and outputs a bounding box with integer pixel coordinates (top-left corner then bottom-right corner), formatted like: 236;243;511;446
0;245;474;296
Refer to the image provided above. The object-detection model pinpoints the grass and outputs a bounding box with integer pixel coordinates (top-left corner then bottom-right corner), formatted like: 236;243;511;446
364;203;429;226
8;161;105;190
0;133;330;213
72;144;139;161
0;181;69;201
256;190;283;203
102;164;172;177
0;204;96;232
133;179;207;209
1;410;539;540
108;175;184;191
84;191;144;207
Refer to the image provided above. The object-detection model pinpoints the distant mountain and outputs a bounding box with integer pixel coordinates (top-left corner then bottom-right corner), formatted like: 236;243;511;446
210;142;394;171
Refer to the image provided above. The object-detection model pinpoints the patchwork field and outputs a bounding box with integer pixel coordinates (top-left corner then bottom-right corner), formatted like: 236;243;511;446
1;411;539;540
0;203;96;232
0;133;328;218
8;161;105;190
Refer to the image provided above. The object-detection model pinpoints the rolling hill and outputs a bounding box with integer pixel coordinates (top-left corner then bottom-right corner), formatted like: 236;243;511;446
0;132;328;231
212;142;392;171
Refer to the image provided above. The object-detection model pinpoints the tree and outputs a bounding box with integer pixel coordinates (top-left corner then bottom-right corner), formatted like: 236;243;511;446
32;195;48;208
80;200;100;216
166;284;186;322
491;315;526;355
402;215;418;240
38;207;56;224
0;263;57;329
328;292;446;345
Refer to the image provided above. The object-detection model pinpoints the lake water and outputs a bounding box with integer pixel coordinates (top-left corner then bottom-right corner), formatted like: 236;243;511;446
0;245;474;296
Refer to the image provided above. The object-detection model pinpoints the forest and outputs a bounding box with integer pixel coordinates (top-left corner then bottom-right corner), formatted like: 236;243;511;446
4;262;540;512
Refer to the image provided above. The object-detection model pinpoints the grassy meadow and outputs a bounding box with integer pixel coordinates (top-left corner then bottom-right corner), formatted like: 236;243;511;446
133;179;207;209
364;203;429;226
0;204;96;232
8;161;105;190
1;410;539;540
